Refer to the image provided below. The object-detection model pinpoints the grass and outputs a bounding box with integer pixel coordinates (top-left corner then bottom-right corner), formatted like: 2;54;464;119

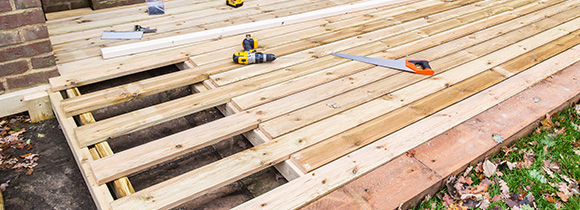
416;103;580;209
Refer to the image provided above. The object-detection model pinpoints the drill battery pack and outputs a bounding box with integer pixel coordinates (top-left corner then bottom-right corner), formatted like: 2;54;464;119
226;0;243;8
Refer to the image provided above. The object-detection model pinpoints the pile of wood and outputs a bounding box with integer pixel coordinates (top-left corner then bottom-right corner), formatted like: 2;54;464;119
45;0;580;209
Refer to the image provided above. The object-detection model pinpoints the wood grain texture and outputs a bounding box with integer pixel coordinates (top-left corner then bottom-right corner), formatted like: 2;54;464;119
73;0;491;146
234;44;580;210
100;0;411;59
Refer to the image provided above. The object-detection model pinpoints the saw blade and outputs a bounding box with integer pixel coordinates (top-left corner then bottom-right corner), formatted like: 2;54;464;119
332;53;415;73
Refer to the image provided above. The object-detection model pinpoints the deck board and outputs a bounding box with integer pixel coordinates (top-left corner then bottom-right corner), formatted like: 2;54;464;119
45;0;580;209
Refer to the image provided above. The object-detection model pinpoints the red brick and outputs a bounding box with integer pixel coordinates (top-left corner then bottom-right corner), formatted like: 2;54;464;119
0;9;45;30
0;30;22;47
41;0;89;12
6;68;59;89
22;25;49;41
0;0;12;12
31;54;55;69
91;0;140;10
0;60;29;77
0;40;53;62
0;80;5;94
14;0;42;9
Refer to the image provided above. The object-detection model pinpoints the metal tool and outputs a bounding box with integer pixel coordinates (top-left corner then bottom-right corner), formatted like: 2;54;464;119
227;0;243;7
233;34;276;64
332;53;434;75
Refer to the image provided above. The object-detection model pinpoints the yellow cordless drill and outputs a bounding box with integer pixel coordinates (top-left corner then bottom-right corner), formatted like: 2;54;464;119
233;34;276;64
226;0;243;8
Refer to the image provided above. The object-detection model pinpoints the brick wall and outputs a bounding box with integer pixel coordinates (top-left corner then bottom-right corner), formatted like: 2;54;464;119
41;0;142;12
0;0;58;94
41;0;90;13
91;0;142;10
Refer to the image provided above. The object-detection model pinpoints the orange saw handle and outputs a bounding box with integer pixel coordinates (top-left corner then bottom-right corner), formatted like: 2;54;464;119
406;60;434;75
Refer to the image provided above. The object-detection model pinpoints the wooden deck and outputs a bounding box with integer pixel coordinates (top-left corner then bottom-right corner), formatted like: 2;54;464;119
45;0;580;209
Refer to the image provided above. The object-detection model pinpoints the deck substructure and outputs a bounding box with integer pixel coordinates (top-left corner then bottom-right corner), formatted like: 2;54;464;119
46;0;580;209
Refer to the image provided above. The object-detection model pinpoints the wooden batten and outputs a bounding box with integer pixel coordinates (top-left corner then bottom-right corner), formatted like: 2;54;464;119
100;0;411;59
44;0;580;209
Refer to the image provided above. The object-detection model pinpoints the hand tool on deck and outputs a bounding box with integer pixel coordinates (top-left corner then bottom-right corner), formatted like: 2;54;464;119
226;0;243;7
134;25;157;33
332;53;434;75
233;34;277;64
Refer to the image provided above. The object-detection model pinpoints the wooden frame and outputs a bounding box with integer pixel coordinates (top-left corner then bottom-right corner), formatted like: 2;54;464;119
44;0;580;209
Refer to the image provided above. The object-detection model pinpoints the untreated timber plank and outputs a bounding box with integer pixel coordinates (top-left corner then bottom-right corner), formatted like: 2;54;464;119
61;69;208;117
67;88;135;199
73;0;541;146
210;0;512;87
236;0;576;116
47;90;114;210
51;0;368;63
190;78;305;181
90;64;402;184
415;61;580;179
233;44;580;210
289;15;580;173
251;0;579;138
100;0;411;59
108;16;580;210
48;0;418;91
57;0;441;116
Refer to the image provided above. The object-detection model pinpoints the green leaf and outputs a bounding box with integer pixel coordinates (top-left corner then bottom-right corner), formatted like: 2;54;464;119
26;139;31;144
529;169;547;183
541;135;556;148
520;204;534;210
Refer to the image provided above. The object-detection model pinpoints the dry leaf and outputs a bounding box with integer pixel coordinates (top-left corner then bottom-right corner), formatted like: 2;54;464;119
498;179;510;199
540;114;553;130
543;160;560;173
546;194;556;203
556;191;569;202
491;194;502;202
406;149;416;158
483;160;497;177
478;198;490;209
443;193;454;206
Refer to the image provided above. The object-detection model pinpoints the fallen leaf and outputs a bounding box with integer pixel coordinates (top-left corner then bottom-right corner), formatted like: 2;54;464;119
406;149;415;158
491;194;501;202
574;104;580;115
540;114;553;130
25;168;33;175
477;198;490;209
483;160;497;177
502;146;513;157
492;134;504;143
556;127;566;135
543;160;561;173
572;122;579;132
542;165;555;179
463;166;473;177
498;179;510;199
529;169;547;183
556;191;569;202
443;193;454;206
545;194;556;203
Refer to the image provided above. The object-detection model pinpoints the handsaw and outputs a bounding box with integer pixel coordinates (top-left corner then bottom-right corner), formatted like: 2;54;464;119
332;53;434;75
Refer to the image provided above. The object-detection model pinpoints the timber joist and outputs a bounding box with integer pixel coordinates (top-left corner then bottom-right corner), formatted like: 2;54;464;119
46;0;580;209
